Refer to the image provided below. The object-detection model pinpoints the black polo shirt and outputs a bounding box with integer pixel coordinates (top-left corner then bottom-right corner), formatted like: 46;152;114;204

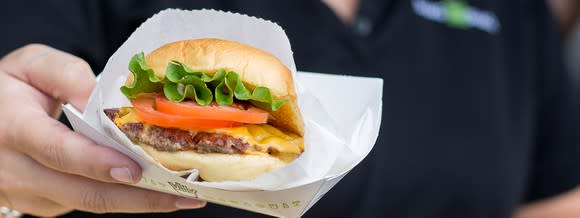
2;1;580;218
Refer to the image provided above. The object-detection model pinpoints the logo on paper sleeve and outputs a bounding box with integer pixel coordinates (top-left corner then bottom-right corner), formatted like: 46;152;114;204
168;181;198;198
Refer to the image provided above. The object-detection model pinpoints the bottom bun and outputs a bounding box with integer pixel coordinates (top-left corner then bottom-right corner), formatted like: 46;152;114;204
139;144;286;182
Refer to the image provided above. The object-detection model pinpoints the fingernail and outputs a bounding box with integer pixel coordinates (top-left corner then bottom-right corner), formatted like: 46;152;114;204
175;198;206;209
110;167;135;184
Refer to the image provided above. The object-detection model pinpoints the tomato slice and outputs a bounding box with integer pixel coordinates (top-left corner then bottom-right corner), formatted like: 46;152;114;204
132;96;240;129
155;95;269;124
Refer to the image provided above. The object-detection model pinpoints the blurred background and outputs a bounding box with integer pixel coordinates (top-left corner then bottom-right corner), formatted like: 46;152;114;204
549;0;580;82
1;1;579;218
566;20;580;82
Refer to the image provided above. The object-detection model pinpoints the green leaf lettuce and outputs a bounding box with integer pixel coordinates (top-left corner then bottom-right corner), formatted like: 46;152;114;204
120;53;287;111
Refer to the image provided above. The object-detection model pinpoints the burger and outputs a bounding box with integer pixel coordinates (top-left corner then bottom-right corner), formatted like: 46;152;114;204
104;38;304;182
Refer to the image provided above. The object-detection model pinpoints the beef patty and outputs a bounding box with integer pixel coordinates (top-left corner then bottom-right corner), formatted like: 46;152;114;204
104;108;249;154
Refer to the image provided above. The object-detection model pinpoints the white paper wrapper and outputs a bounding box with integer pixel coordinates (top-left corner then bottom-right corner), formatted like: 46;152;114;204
64;9;382;217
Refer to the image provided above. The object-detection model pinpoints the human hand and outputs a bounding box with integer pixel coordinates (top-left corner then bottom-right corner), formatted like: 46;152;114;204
0;44;206;217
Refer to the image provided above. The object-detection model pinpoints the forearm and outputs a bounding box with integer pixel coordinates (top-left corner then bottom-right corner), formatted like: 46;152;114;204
514;186;580;218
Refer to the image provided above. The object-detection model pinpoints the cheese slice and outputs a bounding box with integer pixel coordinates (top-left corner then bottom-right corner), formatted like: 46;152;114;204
112;107;304;162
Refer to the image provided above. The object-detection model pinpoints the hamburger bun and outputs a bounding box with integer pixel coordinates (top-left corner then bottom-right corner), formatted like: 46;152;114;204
128;38;304;136
114;38;304;182
140;144;286;182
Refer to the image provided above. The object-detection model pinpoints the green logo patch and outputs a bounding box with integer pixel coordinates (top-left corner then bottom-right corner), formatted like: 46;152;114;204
411;0;500;34
444;0;468;28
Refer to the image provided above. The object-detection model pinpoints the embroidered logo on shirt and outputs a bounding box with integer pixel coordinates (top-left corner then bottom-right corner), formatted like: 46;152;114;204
411;0;500;34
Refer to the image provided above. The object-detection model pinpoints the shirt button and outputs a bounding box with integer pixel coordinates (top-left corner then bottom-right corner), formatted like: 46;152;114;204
353;16;373;37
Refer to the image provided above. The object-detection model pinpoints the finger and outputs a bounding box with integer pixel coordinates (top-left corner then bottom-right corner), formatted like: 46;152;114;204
0;151;70;217
0;190;10;207
34;167;206;213
0;44;95;111
0;71;61;121
13;114;142;184
9;152;205;214
10;197;70;218
56;181;207;214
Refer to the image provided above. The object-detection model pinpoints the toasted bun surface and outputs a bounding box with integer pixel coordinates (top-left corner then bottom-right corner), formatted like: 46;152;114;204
128;38;304;135
140;144;285;182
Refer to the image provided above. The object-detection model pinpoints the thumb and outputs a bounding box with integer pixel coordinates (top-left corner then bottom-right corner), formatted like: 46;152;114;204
0;44;96;111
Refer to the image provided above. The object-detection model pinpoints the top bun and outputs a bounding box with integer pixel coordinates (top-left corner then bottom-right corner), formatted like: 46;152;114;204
133;38;304;135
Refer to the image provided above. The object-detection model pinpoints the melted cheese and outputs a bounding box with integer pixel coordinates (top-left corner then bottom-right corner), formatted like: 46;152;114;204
112;108;304;162
113;107;140;126
214;124;304;157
